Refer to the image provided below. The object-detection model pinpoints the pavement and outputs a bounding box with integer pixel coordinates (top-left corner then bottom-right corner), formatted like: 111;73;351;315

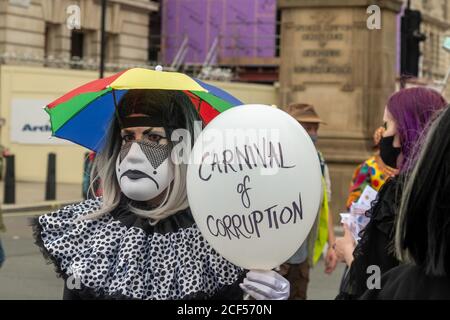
0;181;83;213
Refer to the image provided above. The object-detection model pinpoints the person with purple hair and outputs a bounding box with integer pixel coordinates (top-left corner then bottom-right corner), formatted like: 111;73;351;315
335;87;448;300
361;104;450;299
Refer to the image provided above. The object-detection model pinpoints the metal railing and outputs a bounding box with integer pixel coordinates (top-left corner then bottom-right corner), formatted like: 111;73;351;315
0;51;171;72
0;32;280;75
151;33;280;67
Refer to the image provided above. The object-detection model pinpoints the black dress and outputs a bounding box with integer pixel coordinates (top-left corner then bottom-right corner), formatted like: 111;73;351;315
360;264;450;300
336;176;403;300
32;197;245;300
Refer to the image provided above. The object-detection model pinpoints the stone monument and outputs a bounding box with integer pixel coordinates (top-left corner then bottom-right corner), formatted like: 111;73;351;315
278;0;403;217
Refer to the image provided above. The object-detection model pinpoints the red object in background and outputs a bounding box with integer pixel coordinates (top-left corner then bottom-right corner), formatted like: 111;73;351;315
184;91;219;126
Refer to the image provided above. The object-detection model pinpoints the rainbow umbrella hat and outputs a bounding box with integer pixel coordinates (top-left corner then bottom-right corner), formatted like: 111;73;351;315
45;68;243;151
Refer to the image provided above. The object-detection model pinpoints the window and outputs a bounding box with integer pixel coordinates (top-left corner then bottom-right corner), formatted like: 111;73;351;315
44;23;58;59
71;30;84;60
106;33;118;63
276;9;281;57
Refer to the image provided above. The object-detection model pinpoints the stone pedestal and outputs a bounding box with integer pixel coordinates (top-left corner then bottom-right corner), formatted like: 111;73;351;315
278;0;403;218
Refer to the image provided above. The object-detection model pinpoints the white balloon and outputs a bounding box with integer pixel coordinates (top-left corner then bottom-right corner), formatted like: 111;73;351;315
187;104;322;270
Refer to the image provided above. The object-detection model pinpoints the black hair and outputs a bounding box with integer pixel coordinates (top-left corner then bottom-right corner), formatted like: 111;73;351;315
116;89;201;146
397;105;450;276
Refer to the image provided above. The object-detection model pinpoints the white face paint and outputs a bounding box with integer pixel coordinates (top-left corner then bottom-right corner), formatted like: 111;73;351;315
115;141;174;201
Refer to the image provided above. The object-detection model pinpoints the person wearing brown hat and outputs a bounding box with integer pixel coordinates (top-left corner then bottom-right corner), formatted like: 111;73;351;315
279;103;337;299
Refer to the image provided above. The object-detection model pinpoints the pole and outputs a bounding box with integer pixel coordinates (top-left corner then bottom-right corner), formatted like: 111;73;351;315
4;155;15;204
99;0;107;79
45;153;56;201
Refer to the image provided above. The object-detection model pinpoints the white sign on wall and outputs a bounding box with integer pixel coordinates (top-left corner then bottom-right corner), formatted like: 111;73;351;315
10;99;69;145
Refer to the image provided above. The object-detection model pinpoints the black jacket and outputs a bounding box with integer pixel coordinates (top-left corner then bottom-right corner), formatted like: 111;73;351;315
361;264;450;300
337;177;402;300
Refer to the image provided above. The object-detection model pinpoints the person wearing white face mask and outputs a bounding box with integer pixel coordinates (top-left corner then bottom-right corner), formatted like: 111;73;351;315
32;89;289;300
115;124;174;203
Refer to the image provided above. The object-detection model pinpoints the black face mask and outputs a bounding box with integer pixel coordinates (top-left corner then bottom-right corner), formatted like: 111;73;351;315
379;135;401;168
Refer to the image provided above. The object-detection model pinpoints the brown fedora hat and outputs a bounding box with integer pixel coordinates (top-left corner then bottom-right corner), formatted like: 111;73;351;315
286;103;326;124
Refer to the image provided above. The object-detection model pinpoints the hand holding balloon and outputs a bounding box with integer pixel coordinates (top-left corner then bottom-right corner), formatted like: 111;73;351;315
240;270;290;300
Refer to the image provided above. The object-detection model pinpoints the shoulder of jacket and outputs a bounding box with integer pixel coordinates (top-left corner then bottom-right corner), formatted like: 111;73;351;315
58;197;103;214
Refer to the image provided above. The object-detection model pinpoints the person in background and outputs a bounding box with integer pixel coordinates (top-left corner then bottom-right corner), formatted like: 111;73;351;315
280;103;337;300
346;126;398;209
362;105;450;299
336;127;399;268
1;147;11;181
335;87;448;299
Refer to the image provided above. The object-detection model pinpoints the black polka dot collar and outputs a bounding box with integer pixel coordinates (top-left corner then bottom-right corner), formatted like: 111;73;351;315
32;198;244;300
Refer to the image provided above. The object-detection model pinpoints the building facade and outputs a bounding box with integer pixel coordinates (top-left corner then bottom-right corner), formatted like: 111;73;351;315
409;0;450;93
2;0;449;218
278;0;450;217
161;0;277;65
0;0;158;69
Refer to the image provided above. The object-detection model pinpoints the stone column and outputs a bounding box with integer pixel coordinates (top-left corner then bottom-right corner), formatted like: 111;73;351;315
278;0;403;218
